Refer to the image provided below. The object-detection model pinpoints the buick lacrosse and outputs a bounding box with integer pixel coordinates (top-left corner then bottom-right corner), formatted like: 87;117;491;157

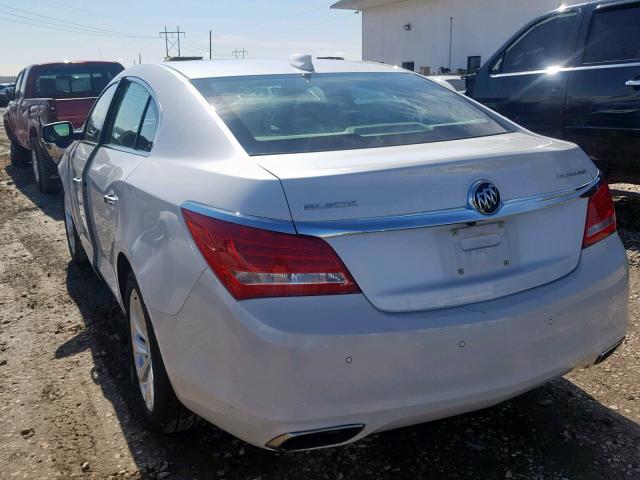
45;56;628;451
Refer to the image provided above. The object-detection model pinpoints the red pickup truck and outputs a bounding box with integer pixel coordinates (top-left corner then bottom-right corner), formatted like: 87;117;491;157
3;61;124;193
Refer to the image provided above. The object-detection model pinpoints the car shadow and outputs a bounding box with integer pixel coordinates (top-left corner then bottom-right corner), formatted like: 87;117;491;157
3;162;63;221
53;257;640;480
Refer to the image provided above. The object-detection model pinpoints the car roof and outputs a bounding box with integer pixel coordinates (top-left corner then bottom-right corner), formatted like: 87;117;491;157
27;61;123;69
161;58;405;79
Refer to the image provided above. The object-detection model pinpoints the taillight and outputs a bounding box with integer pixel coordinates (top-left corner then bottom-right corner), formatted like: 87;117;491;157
582;181;616;249
182;208;360;300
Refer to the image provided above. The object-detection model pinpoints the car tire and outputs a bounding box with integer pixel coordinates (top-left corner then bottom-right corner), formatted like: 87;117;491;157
125;272;196;433
30;139;59;194
63;194;89;266
10;139;29;168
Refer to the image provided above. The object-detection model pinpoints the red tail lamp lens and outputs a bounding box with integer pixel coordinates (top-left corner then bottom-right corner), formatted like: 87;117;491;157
182;208;360;300
582;181;616;249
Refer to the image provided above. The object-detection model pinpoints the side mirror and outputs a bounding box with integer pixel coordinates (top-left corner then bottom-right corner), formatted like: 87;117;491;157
42;121;75;148
5;87;15;101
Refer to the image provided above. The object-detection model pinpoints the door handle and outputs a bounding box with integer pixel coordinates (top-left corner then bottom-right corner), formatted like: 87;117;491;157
625;80;640;87
72;177;82;186
103;193;118;206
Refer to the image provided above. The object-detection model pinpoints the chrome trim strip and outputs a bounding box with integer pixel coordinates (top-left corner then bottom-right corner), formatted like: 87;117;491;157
181;200;297;235
295;176;600;238
265;424;365;451
490;61;640;78
102;144;150;157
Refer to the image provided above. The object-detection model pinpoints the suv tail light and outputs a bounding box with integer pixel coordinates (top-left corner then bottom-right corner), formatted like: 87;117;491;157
182;208;360;300
582;180;616;249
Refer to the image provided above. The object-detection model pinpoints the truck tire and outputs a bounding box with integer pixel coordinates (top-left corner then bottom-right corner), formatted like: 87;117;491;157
30;139;59;194
125;272;196;434
10;139;30;168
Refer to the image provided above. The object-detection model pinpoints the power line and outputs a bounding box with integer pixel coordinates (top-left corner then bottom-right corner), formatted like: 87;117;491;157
236;4;328;31
181;38;233;58
39;0;159;29
0;13;152;39
254;12;356;41
0;10;153;38
0;2;155;38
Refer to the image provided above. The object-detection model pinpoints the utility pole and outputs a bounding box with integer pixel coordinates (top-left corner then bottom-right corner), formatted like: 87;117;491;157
159;26;186;58
232;48;248;59
209;29;212;59
448;17;453;71
139;53;142;64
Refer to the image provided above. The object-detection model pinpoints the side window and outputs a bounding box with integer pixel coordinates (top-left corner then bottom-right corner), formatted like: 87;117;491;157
84;83;118;143
17;69;28;98
106;82;151;150
501;11;579;73
136;99;159;152
14;70;24;98
583;4;640;64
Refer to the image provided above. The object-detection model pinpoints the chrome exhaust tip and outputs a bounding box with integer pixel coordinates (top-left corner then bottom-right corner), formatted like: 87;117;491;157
266;424;365;451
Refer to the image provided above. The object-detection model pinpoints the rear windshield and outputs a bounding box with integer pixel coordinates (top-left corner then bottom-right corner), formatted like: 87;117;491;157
30;63;123;99
192;72;510;156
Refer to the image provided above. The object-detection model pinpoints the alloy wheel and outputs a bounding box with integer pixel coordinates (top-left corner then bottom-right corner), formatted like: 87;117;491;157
129;291;155;412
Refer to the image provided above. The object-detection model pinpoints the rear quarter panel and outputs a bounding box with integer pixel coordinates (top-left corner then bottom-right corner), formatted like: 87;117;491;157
111;65;292;316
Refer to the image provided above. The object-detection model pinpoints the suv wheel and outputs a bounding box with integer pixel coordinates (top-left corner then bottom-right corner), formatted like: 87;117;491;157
30;139;59;194
125;272;195;433
10;139;29;168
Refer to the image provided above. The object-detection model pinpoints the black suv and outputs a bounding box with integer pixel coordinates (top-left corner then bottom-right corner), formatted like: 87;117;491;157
467;0;640;183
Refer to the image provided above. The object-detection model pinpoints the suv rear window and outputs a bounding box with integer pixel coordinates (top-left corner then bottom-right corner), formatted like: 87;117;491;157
192;72;510;155
30;63;123;99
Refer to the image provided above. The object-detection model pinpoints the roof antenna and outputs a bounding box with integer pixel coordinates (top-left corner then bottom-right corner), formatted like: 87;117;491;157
290;54;315;73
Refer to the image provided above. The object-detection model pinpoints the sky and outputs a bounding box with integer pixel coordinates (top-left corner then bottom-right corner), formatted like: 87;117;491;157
0;0;362;75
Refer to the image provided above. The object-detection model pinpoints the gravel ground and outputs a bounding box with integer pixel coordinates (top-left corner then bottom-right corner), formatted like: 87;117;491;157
0;114;639;479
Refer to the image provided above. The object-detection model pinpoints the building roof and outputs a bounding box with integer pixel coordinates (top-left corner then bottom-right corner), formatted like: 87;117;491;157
330;0;397;10
161;58;401;79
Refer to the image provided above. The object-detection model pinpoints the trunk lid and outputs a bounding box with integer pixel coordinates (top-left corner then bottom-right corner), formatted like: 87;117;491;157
53;97;96;128
257;132;598;312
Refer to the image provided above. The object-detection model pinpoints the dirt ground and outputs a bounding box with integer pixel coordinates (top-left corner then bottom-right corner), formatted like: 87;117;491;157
0;113;639;480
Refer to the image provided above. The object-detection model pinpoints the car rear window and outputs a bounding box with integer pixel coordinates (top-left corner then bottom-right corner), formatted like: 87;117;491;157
30;63;123;99
192;72;510;156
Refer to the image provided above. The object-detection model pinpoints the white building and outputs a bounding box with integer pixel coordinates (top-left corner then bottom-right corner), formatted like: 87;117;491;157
331;0;583;74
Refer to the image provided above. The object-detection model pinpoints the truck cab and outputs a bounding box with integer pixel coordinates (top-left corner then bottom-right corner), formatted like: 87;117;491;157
3;61;123;193
467;0;640;183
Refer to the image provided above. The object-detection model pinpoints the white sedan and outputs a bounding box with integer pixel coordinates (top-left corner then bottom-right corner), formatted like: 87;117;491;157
43;56;628;451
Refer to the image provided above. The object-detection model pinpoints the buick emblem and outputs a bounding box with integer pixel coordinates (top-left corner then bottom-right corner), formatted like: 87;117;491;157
469;181;501;215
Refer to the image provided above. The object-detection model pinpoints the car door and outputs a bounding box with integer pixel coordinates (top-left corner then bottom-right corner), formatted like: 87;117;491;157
86;79;160;292
69;81;119;259
7;69;25;146
564;0;640;180
470;9;583;139
14;67;33;148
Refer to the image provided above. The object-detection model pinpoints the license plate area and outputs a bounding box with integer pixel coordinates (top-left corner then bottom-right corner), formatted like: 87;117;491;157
452;221;512;277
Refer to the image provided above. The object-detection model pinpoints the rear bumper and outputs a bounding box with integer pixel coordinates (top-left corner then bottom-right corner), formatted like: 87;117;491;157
149;234;628;449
